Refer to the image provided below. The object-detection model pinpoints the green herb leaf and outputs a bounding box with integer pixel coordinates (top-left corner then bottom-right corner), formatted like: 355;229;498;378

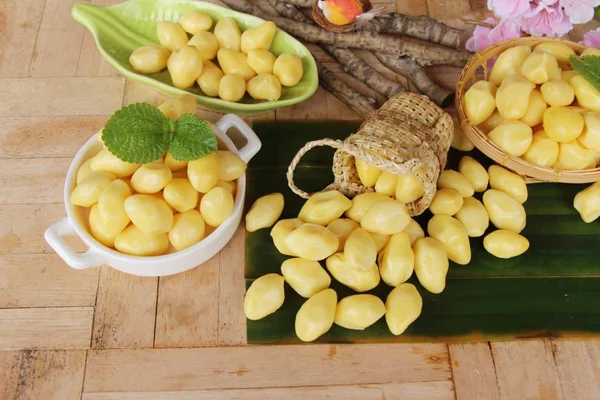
569;55;600;91
169;114;218;161
102;103;172;163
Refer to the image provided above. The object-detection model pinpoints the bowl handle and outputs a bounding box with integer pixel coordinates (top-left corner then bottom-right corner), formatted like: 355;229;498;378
215;114;262;163
44;218;105;270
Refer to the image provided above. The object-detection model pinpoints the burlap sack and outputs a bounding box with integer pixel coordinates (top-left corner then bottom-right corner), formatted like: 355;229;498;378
287;92;453;216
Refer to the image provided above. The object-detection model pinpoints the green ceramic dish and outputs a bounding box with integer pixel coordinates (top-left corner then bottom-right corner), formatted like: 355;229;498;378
72;0;319;115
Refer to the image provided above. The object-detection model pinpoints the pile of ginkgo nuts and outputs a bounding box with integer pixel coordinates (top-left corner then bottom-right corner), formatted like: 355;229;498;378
241;139;549;342
129;11;304;103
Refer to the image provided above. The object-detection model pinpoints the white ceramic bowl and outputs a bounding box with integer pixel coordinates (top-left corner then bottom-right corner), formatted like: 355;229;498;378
44;114;261;277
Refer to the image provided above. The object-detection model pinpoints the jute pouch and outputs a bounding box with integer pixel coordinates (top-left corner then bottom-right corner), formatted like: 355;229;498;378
286;92;453;216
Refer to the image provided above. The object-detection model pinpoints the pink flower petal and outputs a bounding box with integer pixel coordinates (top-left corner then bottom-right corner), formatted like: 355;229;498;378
521;2;572;37
466;27;493;53
489;18;522;43
487;0;531;19
560;0;600;24
466;17;521;66
582;28;600;49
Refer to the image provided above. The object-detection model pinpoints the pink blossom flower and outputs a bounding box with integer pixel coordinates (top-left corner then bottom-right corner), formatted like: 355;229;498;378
520;2;572;37
582;27;600;48
466;17;522;53
487;0;530;19
560;0;600;25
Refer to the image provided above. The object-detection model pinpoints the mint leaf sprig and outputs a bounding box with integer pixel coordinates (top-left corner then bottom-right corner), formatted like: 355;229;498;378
569;54;600;92
101;103;217;164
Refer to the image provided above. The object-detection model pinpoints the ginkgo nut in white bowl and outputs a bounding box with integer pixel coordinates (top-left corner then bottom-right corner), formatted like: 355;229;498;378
44;114;261;277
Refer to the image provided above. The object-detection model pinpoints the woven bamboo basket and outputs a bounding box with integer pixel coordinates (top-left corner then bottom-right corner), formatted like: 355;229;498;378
287;92;453;216
456;36;600;184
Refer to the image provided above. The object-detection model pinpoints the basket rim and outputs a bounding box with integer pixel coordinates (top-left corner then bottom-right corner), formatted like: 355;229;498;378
455;36;600;184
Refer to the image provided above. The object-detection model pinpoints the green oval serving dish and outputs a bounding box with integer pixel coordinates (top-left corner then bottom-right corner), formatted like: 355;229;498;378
72;0;319;115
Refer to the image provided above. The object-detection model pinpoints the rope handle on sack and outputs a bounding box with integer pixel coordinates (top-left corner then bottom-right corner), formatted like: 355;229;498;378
287;138;423;199
287;139;345;198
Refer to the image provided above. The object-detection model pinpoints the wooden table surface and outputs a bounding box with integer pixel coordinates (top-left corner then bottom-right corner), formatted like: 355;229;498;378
2;0;600;399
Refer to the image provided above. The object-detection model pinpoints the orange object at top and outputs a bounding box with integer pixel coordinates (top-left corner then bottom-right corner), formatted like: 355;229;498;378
318;0;366;25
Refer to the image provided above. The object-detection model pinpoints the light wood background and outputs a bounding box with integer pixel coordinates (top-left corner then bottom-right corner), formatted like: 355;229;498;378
1;0;600;399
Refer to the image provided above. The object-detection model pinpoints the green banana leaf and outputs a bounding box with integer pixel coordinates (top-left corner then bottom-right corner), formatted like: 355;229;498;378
245;121;600;344
71;0;318;115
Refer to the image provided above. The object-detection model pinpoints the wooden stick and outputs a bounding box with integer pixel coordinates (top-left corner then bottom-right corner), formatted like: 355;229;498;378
326;46;406;98
375;53;453;107
279;0;463;48
268;0;313;22
317;63;377;118
219;0;471;67
267;0;377;116
269;0;449;106
281;0;312;7
268;0;406;99
365;14;462;49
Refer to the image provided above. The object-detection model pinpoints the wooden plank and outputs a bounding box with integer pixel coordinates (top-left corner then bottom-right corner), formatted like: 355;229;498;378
0;253;99;308
76;0;124;77
553;339;600;400
276;87;330;120
0;115;107;158
0;0;45;77
30;0;87;77
0;77;125;117
92;267;157;349
492;340;564;400
0;158;69;204
218;226;246;346
0;204;88;254
307;45;335;64
427;0;472;21
395;0;428;16
0;351;22;400
428;69;462;92
325;92;363;121
469;0;487;12
0;308;93;350
154;256;220;348
3;350;86;400
449;343;500;400
84;344;451;392
83;381;455;400
246;111;276;123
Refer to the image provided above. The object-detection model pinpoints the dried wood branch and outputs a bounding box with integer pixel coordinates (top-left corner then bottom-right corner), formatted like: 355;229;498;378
375;53;453;107
365;14;462;49
281;0;312;7
219;0;472;67
326;46;406;98
268;0;406;99
268;0;450;106
267;0;313;22
278;0;463;48
318;63;377;118
266;0;377;116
